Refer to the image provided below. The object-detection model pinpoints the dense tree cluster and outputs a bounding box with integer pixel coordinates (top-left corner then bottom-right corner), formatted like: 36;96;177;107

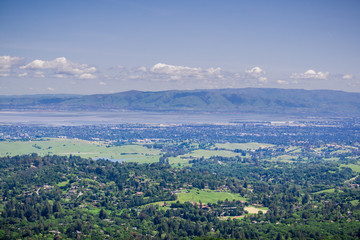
0;154;359;239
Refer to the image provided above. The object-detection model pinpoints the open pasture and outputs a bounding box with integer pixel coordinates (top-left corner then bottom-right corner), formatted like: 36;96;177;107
214;142;274;150
340;163;360;173
175;189;247;204
0;138;161;163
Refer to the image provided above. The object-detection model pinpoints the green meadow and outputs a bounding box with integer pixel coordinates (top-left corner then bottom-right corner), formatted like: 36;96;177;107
270;154;296;162
0;138;264;165
183;149;242;158
148;189;249;209
175;189;247;204
314;188;344;194
214;142;274;150
340;163;360;173
0;138;161;163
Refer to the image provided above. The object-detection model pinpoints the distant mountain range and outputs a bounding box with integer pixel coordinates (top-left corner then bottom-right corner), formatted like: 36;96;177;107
1;88;360;116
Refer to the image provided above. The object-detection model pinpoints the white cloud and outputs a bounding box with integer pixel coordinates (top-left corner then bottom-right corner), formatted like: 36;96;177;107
245;66;267;82
34;71;45;78
148;63;223;82
137;66;147;72
106;62;270;89
342;74;353;80
0;56;24;77
246;66;265;76
207;67;222;74
21;57;97;79
291;69;329;80
128;75;142;80
170;75;181;80
18;72;28;77
55;74;67;78
99;81;107;86
47;87;54;91
277;80;288;85
150;63;201;76
79;73;96;79
258;77;267;82
22;59;45;69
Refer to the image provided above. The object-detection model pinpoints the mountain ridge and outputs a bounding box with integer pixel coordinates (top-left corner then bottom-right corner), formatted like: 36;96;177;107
1;88;359;116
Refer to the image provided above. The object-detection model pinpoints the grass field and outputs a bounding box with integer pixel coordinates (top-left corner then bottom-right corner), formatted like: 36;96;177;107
0;138;250;165
244;206;268;214
175;189;247;204
0;138;267;165
148;189;248;208
57;180;69;187
323;157;340;161
270;154;296;162
182;149;242;159
314;188;344;194
167;148;246;167
214;142;274;150
340;163;360;173
286;146;302;153
0;138;161;163
168;156;193;167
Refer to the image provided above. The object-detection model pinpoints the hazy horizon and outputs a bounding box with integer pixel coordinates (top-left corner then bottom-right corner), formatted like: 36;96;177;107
1;86;360;97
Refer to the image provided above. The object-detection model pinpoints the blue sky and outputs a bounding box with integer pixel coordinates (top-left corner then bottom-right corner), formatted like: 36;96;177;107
1;0;359;94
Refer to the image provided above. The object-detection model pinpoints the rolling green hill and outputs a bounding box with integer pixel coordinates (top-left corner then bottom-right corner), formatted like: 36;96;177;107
1;88;360;115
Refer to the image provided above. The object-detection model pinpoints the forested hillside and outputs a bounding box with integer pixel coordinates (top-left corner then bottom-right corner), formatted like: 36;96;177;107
1;154;359;239
1;88;360;115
